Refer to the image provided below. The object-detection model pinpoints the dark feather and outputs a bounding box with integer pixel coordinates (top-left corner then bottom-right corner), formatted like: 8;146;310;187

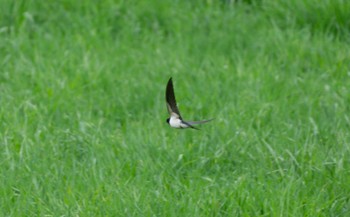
166;77;182;118
181;120;200;130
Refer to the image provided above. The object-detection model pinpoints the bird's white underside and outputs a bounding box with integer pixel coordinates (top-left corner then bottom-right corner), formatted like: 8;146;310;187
169;116;189;128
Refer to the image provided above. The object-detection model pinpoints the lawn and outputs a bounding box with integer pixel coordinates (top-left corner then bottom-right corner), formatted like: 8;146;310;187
1;0;350;216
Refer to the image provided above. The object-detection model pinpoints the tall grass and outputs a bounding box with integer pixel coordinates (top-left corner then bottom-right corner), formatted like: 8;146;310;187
1;0;350;216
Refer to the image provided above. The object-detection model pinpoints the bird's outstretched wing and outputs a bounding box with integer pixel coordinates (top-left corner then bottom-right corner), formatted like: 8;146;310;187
184;119;214;125
181;120;200;130
166;77;182;118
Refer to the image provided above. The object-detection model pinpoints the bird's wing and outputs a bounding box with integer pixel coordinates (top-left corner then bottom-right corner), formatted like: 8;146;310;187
184;119;214;125
166;77;182;118
181;120;200;130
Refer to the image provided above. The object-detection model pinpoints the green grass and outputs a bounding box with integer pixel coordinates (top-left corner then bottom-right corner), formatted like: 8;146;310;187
1;0;350;216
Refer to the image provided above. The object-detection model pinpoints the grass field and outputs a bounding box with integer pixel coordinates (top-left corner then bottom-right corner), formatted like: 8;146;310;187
1;0;350;216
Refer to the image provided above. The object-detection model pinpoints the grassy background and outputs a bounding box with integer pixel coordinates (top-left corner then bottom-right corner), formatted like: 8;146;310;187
1;0;350;216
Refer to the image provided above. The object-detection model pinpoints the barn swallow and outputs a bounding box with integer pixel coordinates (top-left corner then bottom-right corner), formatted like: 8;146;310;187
165;77;213;130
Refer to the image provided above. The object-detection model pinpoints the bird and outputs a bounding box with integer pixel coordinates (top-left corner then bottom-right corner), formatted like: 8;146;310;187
165;77;213;130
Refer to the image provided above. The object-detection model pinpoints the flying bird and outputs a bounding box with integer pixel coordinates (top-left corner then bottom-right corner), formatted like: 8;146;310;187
165;77;213;130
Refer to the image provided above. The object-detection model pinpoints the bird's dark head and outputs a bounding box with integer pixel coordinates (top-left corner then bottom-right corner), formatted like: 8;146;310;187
166;118;170;124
